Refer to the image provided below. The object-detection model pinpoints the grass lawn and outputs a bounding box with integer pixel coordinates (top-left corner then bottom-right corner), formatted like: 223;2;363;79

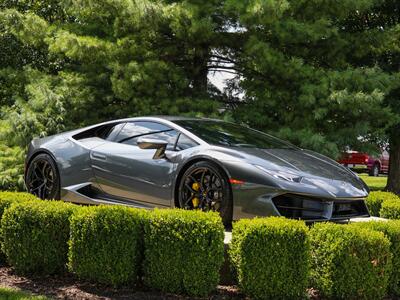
359;174;387;191
0;287;49;300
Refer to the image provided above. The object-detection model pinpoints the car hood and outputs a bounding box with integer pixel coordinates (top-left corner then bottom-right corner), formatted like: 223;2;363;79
226;147;366;188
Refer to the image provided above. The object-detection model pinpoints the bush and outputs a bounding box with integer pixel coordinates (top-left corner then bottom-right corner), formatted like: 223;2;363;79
310;223;392;299
1;200;76;274
230;217;309;299
68;205;147;286
366;191;400;217
0;191;38;263
381;197;400;219
352;220;400;296
0;191;38;218
143;209;224;296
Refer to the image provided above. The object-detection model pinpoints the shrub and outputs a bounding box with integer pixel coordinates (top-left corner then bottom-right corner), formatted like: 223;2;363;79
68;205;147;286
1;200;76;274
0;191;38;263
143;209;224;296
310;223;392;299
366;191;400;217
229;217;309;299
352;220;400;296
0;191;39;218
381;197;400;219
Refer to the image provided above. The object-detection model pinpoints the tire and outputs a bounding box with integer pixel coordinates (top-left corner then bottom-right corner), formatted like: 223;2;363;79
369;163;380;177
26;153;60;200
178;161;233;227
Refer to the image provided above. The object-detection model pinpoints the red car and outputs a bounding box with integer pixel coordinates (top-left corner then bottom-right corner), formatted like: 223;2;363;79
338;150;389;176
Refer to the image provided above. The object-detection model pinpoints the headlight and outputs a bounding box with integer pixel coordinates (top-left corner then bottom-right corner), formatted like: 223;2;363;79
255;165;303;183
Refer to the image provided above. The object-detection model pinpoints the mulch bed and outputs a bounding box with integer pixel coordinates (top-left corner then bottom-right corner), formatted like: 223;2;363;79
0;263;244;300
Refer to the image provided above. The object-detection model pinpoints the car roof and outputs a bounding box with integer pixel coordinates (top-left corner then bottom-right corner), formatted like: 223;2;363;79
143;115;223;122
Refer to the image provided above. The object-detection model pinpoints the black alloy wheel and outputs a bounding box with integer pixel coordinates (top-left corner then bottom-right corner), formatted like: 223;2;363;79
179;161;232;226
26;153;60;200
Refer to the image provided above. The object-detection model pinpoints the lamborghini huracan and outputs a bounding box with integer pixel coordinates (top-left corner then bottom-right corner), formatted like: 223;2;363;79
25;116;370;225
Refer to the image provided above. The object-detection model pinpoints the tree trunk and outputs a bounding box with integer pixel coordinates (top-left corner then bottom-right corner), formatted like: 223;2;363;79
386;131;400;195
192;44;209;98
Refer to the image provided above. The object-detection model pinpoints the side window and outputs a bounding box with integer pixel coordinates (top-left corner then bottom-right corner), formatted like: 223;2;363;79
116;122;168;143
176;134;198;151
116;121;178;150
146;130;179;150
105;123;126;141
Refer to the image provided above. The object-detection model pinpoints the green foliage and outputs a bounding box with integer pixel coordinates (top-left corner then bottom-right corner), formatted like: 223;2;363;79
310;223;392;299
0;287;48;300
143;209;224;296
0;145;25;191
0;191;38;218
68;205;147;286
381;197;400;219
1;200;76;274
229;217;309;299
352;220;400;296
0;191;38;262
366;191;399;216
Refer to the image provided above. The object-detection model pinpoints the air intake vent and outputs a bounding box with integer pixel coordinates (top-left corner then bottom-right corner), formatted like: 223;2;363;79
272;194;369;221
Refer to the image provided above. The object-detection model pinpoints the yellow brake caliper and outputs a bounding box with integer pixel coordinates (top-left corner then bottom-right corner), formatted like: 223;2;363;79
192;182;200;208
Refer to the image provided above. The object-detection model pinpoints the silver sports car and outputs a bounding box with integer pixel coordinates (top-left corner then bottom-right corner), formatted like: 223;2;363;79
25;116;370;225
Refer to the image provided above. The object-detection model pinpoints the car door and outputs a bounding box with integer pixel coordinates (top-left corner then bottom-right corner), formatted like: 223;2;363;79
90;121;179;207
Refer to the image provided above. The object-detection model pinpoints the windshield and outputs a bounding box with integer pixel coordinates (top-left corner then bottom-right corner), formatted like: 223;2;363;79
174;120;297;150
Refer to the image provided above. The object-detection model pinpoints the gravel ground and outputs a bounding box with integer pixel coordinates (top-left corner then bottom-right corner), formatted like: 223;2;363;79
0;263;244;300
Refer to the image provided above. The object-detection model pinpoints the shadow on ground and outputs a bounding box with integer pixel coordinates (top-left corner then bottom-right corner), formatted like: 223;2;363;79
0;263;243;300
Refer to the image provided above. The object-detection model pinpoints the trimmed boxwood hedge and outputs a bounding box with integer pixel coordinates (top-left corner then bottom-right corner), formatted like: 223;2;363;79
381;198;400;219
229;217;309;299
310;223;392;299
352;220;400;296
143;209;224;296
0;192;39;262
68;205;147;286
0;191;38;217
1;200;76;274
366;191;400;217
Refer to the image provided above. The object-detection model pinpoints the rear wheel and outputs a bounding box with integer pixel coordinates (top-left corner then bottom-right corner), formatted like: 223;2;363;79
178;161;233;226
369;163;380;177
26;153;60;200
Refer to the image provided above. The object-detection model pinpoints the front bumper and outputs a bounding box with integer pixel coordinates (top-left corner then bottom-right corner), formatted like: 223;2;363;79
232;185;369;222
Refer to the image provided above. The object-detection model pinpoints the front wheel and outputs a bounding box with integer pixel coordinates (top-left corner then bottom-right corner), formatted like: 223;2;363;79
26;153;60;200
178;161;233;226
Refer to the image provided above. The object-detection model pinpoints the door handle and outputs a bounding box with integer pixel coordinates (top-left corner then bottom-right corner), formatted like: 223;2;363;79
91;153;107;160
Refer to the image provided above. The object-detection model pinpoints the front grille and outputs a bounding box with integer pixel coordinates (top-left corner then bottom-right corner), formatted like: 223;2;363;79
332;200;369;219
272;194;369;221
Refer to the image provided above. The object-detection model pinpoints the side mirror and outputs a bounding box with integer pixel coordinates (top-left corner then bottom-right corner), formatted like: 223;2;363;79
137;138;168;159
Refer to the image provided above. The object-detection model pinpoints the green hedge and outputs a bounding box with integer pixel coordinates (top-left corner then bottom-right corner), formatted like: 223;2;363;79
366;191;400;217
352;220;400;296
68;205;147;286
381;198;400;219
0;191;38;263
0;191;38;218
230;217;309;299
1;200;76;274
310;223;392;299
143;209;224;296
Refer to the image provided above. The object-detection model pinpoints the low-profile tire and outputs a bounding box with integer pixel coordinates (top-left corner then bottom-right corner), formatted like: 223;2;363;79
369;163;380;177
26;153;60;200
178;161;233;227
